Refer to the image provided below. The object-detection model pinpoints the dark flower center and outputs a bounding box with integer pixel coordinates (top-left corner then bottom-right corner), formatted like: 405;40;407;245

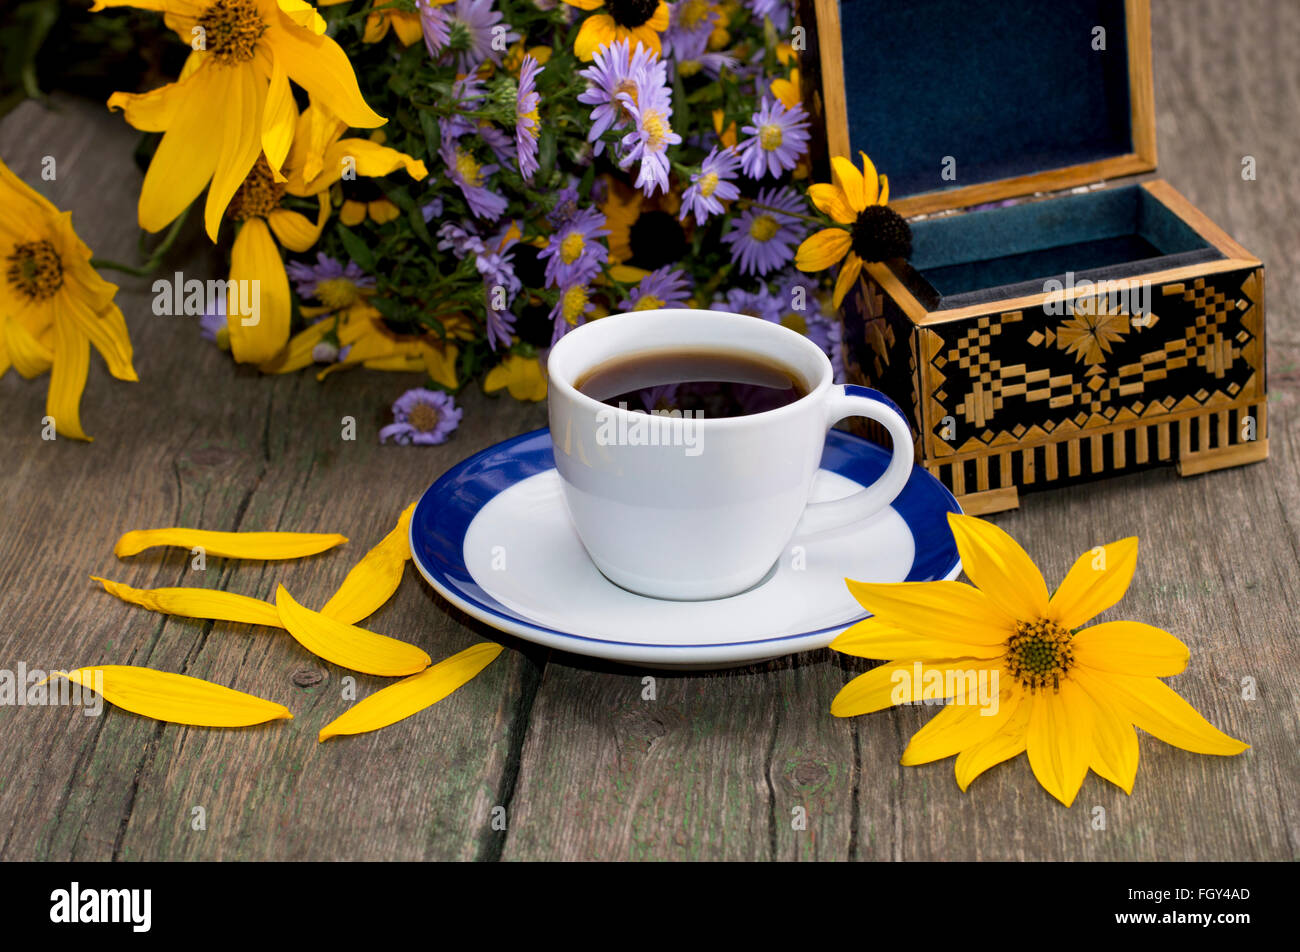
6;239;63;301
628;210;686;270
227;155;286;220
515;301;555;348
408;402;441;433
849;204;913;263
510;244;547;291
608;0;660;29
1005;619;1074;693
197;0;266;66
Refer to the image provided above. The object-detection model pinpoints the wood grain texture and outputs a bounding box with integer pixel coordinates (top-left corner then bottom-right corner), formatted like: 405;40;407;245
0;0;1296;861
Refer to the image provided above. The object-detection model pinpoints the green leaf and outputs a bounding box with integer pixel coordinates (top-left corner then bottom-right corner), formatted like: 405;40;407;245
336;225;375;273
419;109;441;159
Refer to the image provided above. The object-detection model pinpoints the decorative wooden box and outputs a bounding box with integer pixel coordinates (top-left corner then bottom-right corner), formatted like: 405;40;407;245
802;0;1267;514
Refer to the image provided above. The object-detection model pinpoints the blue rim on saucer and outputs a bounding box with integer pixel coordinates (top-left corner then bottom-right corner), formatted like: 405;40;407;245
409;427;962;664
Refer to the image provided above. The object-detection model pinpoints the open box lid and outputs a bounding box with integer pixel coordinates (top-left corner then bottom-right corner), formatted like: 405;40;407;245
810;0;1157;217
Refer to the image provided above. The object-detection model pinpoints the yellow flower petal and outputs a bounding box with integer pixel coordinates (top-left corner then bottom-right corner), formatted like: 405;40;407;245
483;355;547;401
296;138;427;195
901;686;1019;765
3;313;54;378
134;66;219;232
878;173;890;206
830;155;866;212
267;195;329;252
114;527;347;559
48;316;91;441
262;53;297;180
318;642;503;741
795;227;852;272
831;252;862;309
954;697;1031;791
830;616;1005;661
858;151;879;206
844;578;1017;645
1047;537;1139;630
92;576;282;628
277;0;327;34
574;13;616;60
946;512;1049;621
807;182;855;225
1072;620;1189;678
204;62;267;242
228;217;292;364
830;659;998;717
320;502;416;625
60;291;137;383
1086;670;1249;756
1075;673;1139;794
106;59;206;132
275;585;431;676
1025;681;1092;806
48;665;291;727
270;15;386;129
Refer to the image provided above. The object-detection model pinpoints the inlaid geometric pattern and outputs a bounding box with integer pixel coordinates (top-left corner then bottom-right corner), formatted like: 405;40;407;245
924;270;1264;456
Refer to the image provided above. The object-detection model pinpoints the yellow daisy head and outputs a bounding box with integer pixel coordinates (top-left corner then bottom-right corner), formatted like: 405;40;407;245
564;0;671;61
830;512;1249;807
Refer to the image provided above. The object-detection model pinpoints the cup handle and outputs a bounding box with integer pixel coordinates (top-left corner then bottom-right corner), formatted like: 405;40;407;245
792;385;915;537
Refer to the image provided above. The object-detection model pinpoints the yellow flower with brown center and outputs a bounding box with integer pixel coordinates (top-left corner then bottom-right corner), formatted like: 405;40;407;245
224;102;427;364
832;513;1249;806
563;0;671;61
0;160;136;441
797;151;912;308
315;0;432;46
96;0;386;243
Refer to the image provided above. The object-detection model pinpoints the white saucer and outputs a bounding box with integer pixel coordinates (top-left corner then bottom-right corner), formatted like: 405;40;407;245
410;428;961;668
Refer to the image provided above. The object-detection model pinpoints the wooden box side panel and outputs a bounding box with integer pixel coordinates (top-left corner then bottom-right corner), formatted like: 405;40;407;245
841;265;1268;513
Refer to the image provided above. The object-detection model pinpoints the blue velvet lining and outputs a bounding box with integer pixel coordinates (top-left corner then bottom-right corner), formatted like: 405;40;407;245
840;0;1134;200
904;185;1221;303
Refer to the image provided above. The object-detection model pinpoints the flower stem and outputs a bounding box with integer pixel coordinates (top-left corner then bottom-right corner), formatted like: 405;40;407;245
91;204;191;277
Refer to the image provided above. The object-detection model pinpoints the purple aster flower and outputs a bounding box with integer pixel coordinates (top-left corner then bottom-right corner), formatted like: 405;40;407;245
437;220;487;258
577;39;667;156
663;0;717;61
538;207;608;288
477;248;522;351
547;185;581;228
722;186;807;276
694;51;739;79
380;388;464;446
515;55;543;180
619;82;681;197
738;96;811;179
419;0;452;58
438;72;488;142
679;146;741;225
439;140;507;220
479;122;516;167
621;266;692;311
710;285;784;323
199;301;227;347
549;283;594;345
422;196;444;224
745;0;791;32
434;0;519;73
284;252;375;301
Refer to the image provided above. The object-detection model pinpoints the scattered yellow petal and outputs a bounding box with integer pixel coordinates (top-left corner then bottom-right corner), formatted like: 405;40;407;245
47;665;291;727
320;502;416;626
275;585;430;676
114;528;347;560
318;642;503;741
91;576;282;628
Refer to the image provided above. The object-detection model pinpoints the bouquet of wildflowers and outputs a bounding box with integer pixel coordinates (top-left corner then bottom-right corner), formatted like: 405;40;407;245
77;0;843;444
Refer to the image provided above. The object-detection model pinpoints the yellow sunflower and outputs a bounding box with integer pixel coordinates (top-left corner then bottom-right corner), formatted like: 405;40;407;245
600;176;687;281
832;513;1249;806
797;152;909;308
224;103;426;363
563;0;671;60
96;0;385;242
0;160;136;441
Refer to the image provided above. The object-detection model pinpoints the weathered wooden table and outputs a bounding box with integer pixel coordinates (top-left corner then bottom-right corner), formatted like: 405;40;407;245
1;0;1295;861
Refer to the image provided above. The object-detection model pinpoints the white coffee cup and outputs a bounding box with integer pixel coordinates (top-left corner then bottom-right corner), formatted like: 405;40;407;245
547;309;914;600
